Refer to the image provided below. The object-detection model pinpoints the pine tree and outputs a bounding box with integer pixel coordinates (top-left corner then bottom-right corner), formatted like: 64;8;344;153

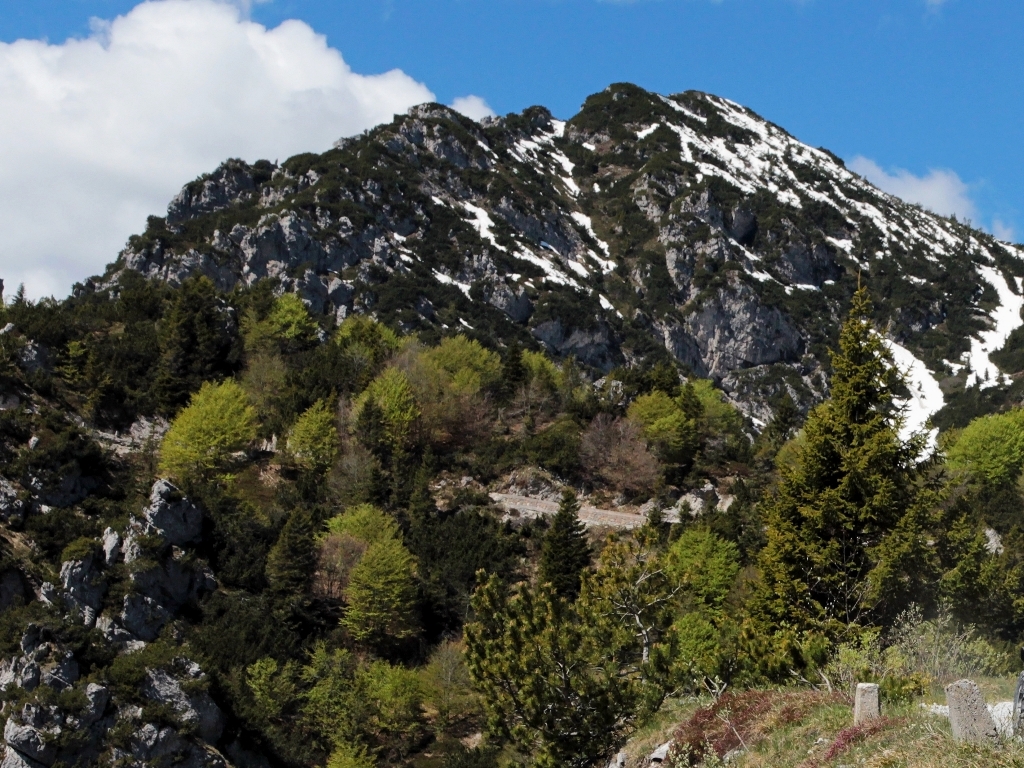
751;288;937;638
539;489;592;601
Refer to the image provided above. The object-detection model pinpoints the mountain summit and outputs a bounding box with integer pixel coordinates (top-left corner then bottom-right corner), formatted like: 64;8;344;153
100;82;1024;429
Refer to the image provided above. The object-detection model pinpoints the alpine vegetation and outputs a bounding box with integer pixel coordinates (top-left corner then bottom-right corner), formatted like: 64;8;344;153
0;84;1021;767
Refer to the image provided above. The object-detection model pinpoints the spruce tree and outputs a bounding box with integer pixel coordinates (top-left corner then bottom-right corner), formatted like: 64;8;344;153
266;509;317;597
751;288;937;637
539;489;592;601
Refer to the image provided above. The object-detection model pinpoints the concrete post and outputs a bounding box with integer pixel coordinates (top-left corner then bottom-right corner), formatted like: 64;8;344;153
853;683;880;725
946;679;998;744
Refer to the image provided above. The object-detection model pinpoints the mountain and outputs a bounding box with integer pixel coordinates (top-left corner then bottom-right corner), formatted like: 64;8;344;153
98;82;1024;431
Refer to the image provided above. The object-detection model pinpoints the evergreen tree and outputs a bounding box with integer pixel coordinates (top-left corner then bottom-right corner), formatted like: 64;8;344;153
266;509;317;597
539;489;592;601
751;288;937;638
153;276;239;412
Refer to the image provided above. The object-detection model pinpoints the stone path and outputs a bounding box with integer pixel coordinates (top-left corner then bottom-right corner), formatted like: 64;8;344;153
489;493;650;529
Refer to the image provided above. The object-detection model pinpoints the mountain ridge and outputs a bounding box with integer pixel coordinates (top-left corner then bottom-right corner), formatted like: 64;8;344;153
90;82;1024;429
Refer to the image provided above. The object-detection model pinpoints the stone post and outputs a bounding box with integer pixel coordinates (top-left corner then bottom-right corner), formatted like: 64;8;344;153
853;683;880;725
945;679;998;743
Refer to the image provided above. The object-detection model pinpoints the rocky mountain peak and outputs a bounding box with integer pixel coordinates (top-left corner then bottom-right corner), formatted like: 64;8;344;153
91;82;1024;430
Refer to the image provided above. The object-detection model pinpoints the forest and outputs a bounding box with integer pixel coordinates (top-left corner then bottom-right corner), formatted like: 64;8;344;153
0;273;1022;768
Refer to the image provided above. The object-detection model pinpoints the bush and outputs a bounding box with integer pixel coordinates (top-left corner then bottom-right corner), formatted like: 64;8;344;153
287;401;340;474
159;379;257;483
579;414;660;496
945;408;1024;485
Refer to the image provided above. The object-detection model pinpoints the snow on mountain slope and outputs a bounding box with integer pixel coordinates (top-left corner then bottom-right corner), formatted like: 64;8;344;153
108;83;1024;428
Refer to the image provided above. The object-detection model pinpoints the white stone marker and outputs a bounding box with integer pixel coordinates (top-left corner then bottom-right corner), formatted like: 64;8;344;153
946;679;999;743
854;683;880;725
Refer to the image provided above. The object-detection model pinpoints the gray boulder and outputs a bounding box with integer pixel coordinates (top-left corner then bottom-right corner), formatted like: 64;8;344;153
142;668;225;743
4;718;57;766
0;748;46;768
81;684;109;727
138;480;203;546
0;478;26;525
59;555;105;626
102;528;121;566
39;652;78;691
120;594;172;643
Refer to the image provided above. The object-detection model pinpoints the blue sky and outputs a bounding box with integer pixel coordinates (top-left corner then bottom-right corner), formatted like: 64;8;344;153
0;0;1020;296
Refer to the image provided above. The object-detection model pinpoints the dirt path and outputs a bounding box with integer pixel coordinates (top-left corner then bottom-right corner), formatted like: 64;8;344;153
489;492;651;529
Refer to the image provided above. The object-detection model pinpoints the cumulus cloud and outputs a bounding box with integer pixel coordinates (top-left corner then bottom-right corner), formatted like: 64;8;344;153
0;0;435;299
849;156;977;221
449;95;496;122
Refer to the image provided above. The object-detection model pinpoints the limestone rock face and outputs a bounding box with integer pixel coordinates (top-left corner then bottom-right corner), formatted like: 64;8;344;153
120;594;173;643
102;83;1024;422
137;479;203;546
684;280;803;379
4;709;59;766
142;668;225;744
0;478;26;525
59;555;105;626
167;160;257;224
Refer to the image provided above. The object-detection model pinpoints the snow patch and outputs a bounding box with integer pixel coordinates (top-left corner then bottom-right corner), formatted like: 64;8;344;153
636;124;660;140
433;270;472;298
964;265;1024;389
885;338;944;451
462;202;507;252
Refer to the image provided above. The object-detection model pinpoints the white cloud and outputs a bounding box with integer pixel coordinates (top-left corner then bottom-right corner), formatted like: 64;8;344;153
0;0;435;299
992;219;1016;243
849;156;977;221
449;95;496;122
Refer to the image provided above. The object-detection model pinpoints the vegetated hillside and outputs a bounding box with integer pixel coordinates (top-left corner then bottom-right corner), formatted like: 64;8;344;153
2;84;1024;768
99;82;1024;429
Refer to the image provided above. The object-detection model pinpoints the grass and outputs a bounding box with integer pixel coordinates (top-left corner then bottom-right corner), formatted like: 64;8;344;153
624;679;1024;768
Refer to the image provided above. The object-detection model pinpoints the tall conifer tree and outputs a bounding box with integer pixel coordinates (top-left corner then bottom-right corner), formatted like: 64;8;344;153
539;489;592;601
752;288;937;637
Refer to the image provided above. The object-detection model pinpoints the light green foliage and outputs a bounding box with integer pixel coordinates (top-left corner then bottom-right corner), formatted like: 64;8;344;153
664;528;740;613
627;391;697;464
690;379;744;436
287;400;340;473
300;643;425;761
341;536;418;645
326;743;375;768
301;644;360;749
246;657;299;723
244;293;318;352
353;367;420;452
158;379;257;483
423;335;501;395
945;408;1024;485
422;640;478;732
325;504;401;547
242;350;287;424
467;569;666;768
357;660;424;759
824;606;1013;701
663;528;741;685
336;315;401;368
522;349;561;391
